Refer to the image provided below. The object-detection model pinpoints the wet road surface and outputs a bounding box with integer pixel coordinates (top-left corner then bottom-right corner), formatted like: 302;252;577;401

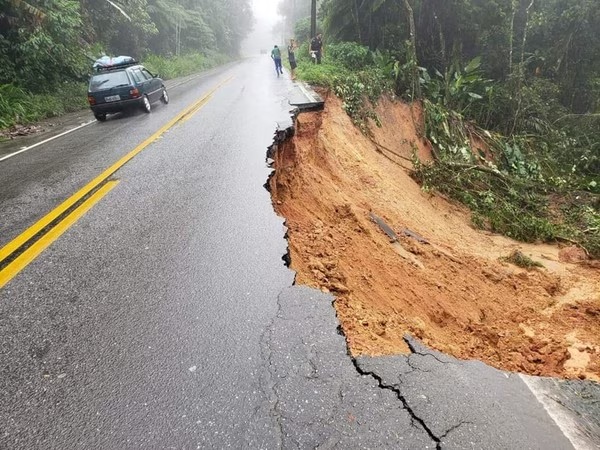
0;58;597;449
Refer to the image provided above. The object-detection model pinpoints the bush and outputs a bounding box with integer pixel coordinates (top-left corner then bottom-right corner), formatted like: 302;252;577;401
0;82;87;129
326;42;373;70
414;105;600;258
294;17;312;44
0;84;33;128
502;250;544;268
295;41;393;130
143;52;230;80
296;62;340;87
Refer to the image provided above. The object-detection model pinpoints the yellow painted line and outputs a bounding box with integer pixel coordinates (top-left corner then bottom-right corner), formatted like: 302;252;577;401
0;181;119;289
176;94;213;126
0;76;234;263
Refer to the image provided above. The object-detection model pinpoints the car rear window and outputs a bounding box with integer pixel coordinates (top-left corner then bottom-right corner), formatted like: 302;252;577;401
89;71;131;92
130;69;144;83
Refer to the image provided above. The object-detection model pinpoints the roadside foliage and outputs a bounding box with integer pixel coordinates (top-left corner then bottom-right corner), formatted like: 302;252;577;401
1;0;598;256
278;0;599;257
0;0;253;128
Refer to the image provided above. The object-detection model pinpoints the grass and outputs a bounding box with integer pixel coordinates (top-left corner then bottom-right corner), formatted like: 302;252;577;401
0;52;232;131
413;157;600;258
143;51;231;81
296;61;342;88
295;59;391;130
0;83;88;130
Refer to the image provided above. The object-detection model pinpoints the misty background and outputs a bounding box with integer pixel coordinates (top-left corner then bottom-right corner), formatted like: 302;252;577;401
242;0;294;56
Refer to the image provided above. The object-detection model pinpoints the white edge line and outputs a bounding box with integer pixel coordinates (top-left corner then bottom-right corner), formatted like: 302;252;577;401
0;63;236;164
0;120;95;162
519;374;594;450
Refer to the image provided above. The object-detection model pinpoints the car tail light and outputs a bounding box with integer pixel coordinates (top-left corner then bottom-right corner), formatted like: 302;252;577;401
87;95;96;105
130;88;140;98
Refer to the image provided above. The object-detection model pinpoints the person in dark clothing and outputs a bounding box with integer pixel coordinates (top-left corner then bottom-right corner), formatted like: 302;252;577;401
310;33;323;64
271;45;283;75
288;39;297;80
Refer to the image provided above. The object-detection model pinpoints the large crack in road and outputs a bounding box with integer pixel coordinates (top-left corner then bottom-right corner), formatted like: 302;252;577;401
262;106;596;448
261;285;434;448
352;342;447;449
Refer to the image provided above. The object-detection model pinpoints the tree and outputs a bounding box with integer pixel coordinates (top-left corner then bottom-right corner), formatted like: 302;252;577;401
0;0;86;91
277;0;317;43
321;0;401;49
311;0;317;37
402;0;420;97
80;0;157;58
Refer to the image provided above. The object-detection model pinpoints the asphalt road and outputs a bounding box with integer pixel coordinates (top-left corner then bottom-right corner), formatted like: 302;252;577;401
0;58;597;449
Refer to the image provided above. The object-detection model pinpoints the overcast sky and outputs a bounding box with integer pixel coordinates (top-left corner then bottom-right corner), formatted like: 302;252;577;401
252;0;280;21
241;0;283;56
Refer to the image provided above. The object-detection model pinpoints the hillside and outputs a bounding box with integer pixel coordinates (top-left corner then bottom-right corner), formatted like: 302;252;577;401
269;94;600;381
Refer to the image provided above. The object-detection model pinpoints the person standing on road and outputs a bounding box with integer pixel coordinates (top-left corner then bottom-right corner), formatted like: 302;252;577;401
271;45;283;76
310;33;323;64
288;39;297;80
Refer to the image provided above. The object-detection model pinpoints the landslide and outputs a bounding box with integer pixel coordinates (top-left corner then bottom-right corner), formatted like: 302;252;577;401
269;94;600;381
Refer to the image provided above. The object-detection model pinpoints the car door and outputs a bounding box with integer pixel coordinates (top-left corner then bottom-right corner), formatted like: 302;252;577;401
129;68;146;99
141;68;161;101
131;67;150;97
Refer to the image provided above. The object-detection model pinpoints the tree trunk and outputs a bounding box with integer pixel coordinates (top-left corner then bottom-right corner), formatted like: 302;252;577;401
512;0;535;135
352;0;362;43
311;0;317;38
508;0;518;76
402;0;420;97
433;10;446;66
520;0;535;68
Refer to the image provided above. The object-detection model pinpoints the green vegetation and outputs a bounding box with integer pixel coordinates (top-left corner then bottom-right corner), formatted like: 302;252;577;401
295;42;391;129
0;53;231;129
0;83;88;129
2;0;598;256
501;250;544;269
0;0;253;129
278;0;600;258
143;52;230;81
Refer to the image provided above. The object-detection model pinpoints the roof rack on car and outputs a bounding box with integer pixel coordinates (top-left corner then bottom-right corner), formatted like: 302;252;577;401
93;55;138;72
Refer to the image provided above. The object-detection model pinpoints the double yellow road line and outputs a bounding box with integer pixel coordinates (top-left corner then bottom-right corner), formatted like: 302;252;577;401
0;76;232;289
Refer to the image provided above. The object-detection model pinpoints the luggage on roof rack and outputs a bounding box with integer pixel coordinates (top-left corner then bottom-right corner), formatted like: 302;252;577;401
93;55;137;72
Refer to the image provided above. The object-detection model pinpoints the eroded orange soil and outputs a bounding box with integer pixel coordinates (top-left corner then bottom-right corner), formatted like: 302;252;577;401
269;94;600;381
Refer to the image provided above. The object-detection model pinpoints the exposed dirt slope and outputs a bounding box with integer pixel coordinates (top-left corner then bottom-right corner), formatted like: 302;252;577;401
269;94;600;381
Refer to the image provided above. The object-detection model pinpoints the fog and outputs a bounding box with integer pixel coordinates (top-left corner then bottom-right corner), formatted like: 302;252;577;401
241;0;283;56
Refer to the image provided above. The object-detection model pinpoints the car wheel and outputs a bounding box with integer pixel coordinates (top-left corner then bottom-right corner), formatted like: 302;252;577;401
160;87;169;104
94;113;107;122
141;95;152;113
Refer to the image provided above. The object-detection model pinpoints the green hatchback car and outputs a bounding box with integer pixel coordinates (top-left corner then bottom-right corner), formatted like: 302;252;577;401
87;59;168;121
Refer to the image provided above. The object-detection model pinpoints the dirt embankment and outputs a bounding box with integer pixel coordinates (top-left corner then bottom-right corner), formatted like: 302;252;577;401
269;94;600;381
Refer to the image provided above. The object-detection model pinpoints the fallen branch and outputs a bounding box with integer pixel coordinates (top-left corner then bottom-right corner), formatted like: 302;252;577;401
368;136;414;162
443;162;510;181
555;236;590;258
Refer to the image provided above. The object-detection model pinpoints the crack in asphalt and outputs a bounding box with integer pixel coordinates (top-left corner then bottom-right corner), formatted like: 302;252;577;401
351;358;441;448
327;296;441;447
439;421;472;441
406;355;433;374
349;337;477;448
404;337;454;365
323;300;438;446
257;287;290;448
264;117;441;447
